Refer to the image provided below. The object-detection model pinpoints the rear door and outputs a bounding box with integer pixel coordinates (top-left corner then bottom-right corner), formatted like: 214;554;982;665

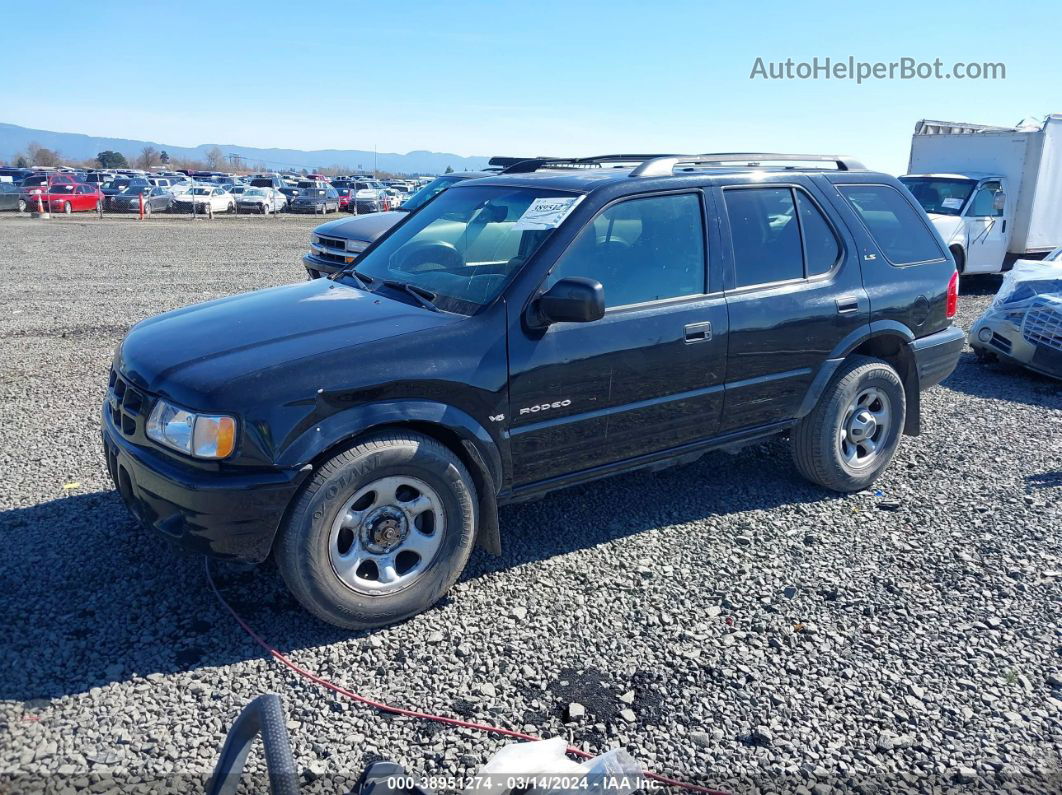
506;190;729;487
716;178;868;432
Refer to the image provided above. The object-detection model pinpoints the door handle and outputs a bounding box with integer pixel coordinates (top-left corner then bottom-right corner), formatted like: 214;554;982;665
835;296;859;315
684;321;713;343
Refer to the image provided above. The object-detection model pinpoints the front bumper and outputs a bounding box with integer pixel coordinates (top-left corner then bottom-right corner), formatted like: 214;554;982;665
911;325;965;389
101;401;304;563
969;318;1062;379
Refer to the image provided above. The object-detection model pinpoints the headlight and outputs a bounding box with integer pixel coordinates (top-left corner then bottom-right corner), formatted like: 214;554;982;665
147;400;236;459
345;239;368;252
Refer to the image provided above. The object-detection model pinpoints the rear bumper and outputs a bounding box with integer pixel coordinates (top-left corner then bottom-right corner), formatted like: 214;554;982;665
101;404;304;563
911;325;965;389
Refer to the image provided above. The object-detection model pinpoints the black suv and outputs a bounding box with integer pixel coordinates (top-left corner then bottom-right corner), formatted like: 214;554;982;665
102;153;963;629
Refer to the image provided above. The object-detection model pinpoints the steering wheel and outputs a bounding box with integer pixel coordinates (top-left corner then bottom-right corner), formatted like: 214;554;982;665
394;240;463;274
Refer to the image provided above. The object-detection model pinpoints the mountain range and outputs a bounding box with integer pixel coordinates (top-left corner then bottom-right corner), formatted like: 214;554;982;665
0;122;491;174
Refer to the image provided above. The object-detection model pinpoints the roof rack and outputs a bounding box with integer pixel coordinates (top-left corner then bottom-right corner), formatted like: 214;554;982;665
489;153;865;177
630;153;866;177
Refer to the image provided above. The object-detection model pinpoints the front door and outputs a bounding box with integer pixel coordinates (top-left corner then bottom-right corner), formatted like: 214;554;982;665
964;179;1008;273
506;191;729;488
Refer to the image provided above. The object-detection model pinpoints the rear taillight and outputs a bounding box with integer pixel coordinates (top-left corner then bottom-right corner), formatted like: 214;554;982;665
946;270;959;319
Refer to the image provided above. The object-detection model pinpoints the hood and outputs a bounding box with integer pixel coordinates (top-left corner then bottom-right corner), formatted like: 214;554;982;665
926;213;965;245
118;278;458;401
313;211;405;243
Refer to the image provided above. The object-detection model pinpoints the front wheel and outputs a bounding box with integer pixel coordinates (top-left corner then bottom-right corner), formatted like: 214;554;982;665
63;201;72;215
276;431;478;629
791;356;906;492
17;198;27;212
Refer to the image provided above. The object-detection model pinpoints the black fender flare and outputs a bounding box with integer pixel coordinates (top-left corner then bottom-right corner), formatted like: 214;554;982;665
796;321;920;435
276;400;504;555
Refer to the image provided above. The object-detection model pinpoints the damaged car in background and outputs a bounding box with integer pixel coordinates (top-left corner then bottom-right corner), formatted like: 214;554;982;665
969;248;1062;378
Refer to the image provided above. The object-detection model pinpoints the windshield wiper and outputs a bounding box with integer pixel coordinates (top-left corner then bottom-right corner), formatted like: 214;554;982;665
332;268;374;288
380;279;439;312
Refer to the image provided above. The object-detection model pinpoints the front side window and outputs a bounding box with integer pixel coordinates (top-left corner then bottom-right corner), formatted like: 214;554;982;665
352;185;577;314
546;193;706;308
967;181;1004;217
839;184;945;265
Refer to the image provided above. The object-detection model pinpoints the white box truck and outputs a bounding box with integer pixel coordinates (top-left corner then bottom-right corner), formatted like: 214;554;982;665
899;115;1062;274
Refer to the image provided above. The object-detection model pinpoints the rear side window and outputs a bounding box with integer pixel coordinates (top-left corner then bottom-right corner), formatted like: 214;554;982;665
796;191;840;276
547;193;706;308
838;184;944;265
724;187;804;287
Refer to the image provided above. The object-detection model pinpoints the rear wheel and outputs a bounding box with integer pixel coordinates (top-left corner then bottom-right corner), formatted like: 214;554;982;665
261;203;269;215
144;203;152;216
791;356;905;492
17;198;26;212
276;431;477;629
63;201;72;215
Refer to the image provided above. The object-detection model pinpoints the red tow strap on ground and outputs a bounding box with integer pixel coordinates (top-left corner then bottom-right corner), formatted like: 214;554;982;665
205;560;728;794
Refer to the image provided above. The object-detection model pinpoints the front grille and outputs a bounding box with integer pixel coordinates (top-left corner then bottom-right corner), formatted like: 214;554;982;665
317;235;346;250
108;368;149;438
1022;299;1062;352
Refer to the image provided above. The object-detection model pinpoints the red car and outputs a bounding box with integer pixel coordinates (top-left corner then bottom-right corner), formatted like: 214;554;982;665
19;173;79;207
41;182;102;214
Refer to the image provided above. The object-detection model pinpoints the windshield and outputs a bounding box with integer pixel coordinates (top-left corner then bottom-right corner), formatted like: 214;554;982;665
120;186;150;195
899;177;977;216
299;188;325;197
49;184;76;193
350;185;579;314
401;175;465;212
191;187;213;195
1047;247;1061;262
244;188;267;197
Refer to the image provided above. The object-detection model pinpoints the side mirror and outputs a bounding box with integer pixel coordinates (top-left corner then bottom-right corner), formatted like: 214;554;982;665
993;191;1006;212
535;277;605;325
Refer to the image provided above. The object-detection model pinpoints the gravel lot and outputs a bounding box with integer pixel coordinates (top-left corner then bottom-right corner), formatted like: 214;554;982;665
0;212;1059;793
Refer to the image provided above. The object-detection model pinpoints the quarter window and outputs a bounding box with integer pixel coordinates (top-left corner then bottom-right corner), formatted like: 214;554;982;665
546;193;706;308
838;184;945;265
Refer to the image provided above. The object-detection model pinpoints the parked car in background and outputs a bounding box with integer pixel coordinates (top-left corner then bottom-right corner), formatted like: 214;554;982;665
100;178;150;208
968;249;1062;378
248;174;287;191
278;185;300;207
0;182;22;211
333;186;353;211
304;171;490;277
42;182;103;214
237;187;287;214
110;185;174;214
290;185;340;214
19;173;80;206
172;185;236;214
901;115;1061;274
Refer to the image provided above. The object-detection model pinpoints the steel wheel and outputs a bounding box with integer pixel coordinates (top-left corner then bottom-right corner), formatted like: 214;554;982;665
328;475;445;595
838;386;891;469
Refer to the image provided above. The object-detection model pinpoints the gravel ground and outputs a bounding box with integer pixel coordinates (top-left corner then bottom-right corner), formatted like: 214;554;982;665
0;212;1059;794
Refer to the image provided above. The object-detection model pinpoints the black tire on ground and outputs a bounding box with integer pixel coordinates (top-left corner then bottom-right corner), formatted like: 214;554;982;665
144;204;152;216
790;355;906;492
17;198;26;212
275;431;478;629
63;201;72;215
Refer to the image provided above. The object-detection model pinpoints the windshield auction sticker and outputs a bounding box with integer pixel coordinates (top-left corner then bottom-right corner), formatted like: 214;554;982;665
513;196;583;231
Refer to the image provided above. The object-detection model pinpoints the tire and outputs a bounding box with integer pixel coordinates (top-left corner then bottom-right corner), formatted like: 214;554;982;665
261;203;269;215
63;201;72;215
144;204;152;216
276;431;478;629
228;202;236;214
950;246;966;275
791;355;906;492
18;198;26;212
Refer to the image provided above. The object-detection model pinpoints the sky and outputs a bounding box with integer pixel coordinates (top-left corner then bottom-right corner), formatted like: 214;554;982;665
2;0;1059;175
